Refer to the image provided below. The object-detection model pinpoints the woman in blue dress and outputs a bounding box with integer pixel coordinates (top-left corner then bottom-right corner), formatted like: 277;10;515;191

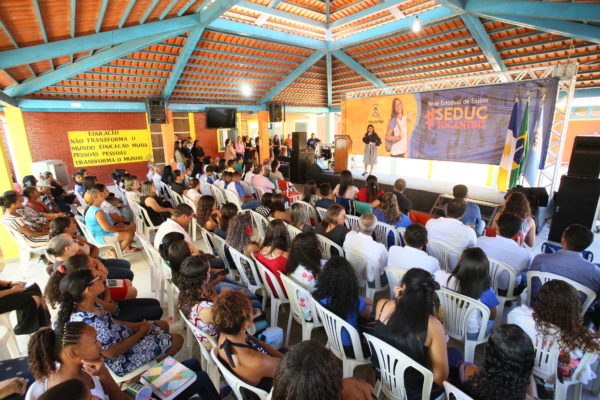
57;268;183;377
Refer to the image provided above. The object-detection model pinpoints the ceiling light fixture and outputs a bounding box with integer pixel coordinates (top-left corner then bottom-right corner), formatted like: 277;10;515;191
412;16;421;32
389;7;405;21
256;14;268;26
241;84;253;97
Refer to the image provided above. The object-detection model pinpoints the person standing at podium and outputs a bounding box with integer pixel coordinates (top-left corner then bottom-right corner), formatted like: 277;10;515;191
362;124;381;176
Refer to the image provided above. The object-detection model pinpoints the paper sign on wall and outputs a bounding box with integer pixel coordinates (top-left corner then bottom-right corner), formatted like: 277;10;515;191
68;129;154;167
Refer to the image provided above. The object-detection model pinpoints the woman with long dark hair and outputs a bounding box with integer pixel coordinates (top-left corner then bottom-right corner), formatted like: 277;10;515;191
162;165;174;186
196;195;219;231
285;232;322;320
373;268;447;399
269;193;290;223
386;97;410;157
313;257;372;355
224;138;237;162
461;325;537;400
215;202;238;239
362;124;381;176
508;280;600;385
333;170;358;200
495;191;536;248
256;219;290;293
447;248;499;339
373;192;411;228
357;175;383;204
289;203;312;233
302;180;317;205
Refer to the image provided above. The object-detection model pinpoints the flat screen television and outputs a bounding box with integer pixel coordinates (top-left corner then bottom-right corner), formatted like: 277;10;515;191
206;107;237;129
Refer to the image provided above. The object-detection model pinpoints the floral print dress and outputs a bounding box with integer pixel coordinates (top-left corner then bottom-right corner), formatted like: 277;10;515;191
70;303;172;376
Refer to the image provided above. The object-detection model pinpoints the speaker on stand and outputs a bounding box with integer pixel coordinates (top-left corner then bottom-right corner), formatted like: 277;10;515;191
267;102;285;123
146;97;167;124
291;132;310;184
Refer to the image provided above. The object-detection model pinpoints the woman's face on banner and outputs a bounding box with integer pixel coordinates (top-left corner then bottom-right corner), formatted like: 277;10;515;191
394;99;403;115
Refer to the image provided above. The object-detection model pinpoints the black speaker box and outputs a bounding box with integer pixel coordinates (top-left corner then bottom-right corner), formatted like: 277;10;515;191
567;136;600;178
290;150;314;184
548;175;600;242
292;131;307;151
267;102;284;122
146;98;167;124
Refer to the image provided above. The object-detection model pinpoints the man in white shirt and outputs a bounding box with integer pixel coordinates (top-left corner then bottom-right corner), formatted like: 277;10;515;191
343;213;388;284
425;198;477;250
153;204;194;248
477;213;531;294
388;223;440;274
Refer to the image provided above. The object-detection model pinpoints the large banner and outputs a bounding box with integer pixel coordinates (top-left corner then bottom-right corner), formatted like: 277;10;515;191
68;129;153;167
343;78;558;164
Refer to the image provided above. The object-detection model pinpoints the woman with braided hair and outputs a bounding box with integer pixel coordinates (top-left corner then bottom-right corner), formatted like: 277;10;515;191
25;321;127;400
56;269;182;377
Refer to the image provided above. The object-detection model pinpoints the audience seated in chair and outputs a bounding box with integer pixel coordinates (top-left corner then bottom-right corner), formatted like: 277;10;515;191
315;183;335;210
271;341;375;400
315;204;350;248
426;198;477;250
446;248;499;340
289;203;313;233
313;257;372;357
269;160;284;181
83;190;138;254
57;269;182;377
445;184;484;236
457;324;538;400
302;180;317;206
122;175;140;205
251;165;276;194
22;187;65;221
373;268;451;399
139;181;173;226
343;213;388;285
0;190;49;246
185;177;202;203
477;213;531;295
255;193;273;218
529;224;600;322
388;223;440;275
285;232;323;311
371;178;412;215
256;219;290;294
226;171;260;210
214;290;282;393
269;194;290;223
196;195;220;232
333;170;359;200
170;169;188;196
49;216;133;280
373;192;411;228
215;203;238;239
495;191;536;248
0;278;49;336
153;204;195;248
508;280;600;387
356;175;383;204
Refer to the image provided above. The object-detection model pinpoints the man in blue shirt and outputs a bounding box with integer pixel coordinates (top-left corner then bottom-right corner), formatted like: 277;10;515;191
445;184;484;236
226;171;260;210
307;133;321;152
315;182;335;209
530;224;600;323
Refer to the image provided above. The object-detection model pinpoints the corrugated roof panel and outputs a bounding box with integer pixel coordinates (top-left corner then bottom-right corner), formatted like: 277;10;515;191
273;1;326;21
222;9;325;39
38;0;71;41
0;69;15;88
0;0;44;47
4;65;34;83
330;0;381;22
203;31;312;58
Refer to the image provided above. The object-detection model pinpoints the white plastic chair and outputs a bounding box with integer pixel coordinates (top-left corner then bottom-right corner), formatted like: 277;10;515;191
280;274;323;345
252;256;290;330
250;210;269;240
437;288;490;362
397;227;406;246
253;186;266;202
488;257;519;324
228;247;265;308
526;271;596;317
74;215;123;258
345;215;360;232
74;190;85;206
0;223;47;280
223;188;243;208
345;249;388;302
286;224;302;242
145;243;177;324
210;185;227;206
179;310;220;389
203;229;231;270
0;313;21;359
129;201;160;241
364;333;434;400
316;206;328;221
135;232;161;295
295;200;318;226
210;347;269;400
171;191;184;207
443;381;473;400
316;233;344;259
156;181;174;204
374;221;399;249
314;300;371;378
76;205;87;216
384;266;409;299
426;238;462;272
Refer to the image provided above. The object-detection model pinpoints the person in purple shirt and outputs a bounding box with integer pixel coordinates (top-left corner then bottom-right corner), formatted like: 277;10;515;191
530;224;600;326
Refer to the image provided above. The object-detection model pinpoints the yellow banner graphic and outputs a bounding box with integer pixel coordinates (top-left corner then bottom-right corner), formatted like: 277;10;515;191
68;129;154;167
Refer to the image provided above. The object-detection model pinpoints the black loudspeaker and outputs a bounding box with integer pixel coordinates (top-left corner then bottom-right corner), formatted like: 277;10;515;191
267;102;284;122
290;150;314;184
292;131;307;151
548;175;600;242
146;98;167;124
567;136;600;178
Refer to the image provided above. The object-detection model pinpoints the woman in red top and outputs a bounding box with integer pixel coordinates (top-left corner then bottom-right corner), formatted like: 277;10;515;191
356;175;384;204
255;219;290;294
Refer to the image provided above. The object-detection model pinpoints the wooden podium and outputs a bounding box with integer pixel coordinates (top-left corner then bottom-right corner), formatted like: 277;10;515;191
334;135;352;173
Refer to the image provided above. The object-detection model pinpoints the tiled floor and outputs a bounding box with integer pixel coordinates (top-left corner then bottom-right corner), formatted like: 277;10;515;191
1;225;598;399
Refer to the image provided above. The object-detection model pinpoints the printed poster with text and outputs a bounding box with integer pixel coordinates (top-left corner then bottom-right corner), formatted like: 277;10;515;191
343;78;558;164
68;129;154;167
